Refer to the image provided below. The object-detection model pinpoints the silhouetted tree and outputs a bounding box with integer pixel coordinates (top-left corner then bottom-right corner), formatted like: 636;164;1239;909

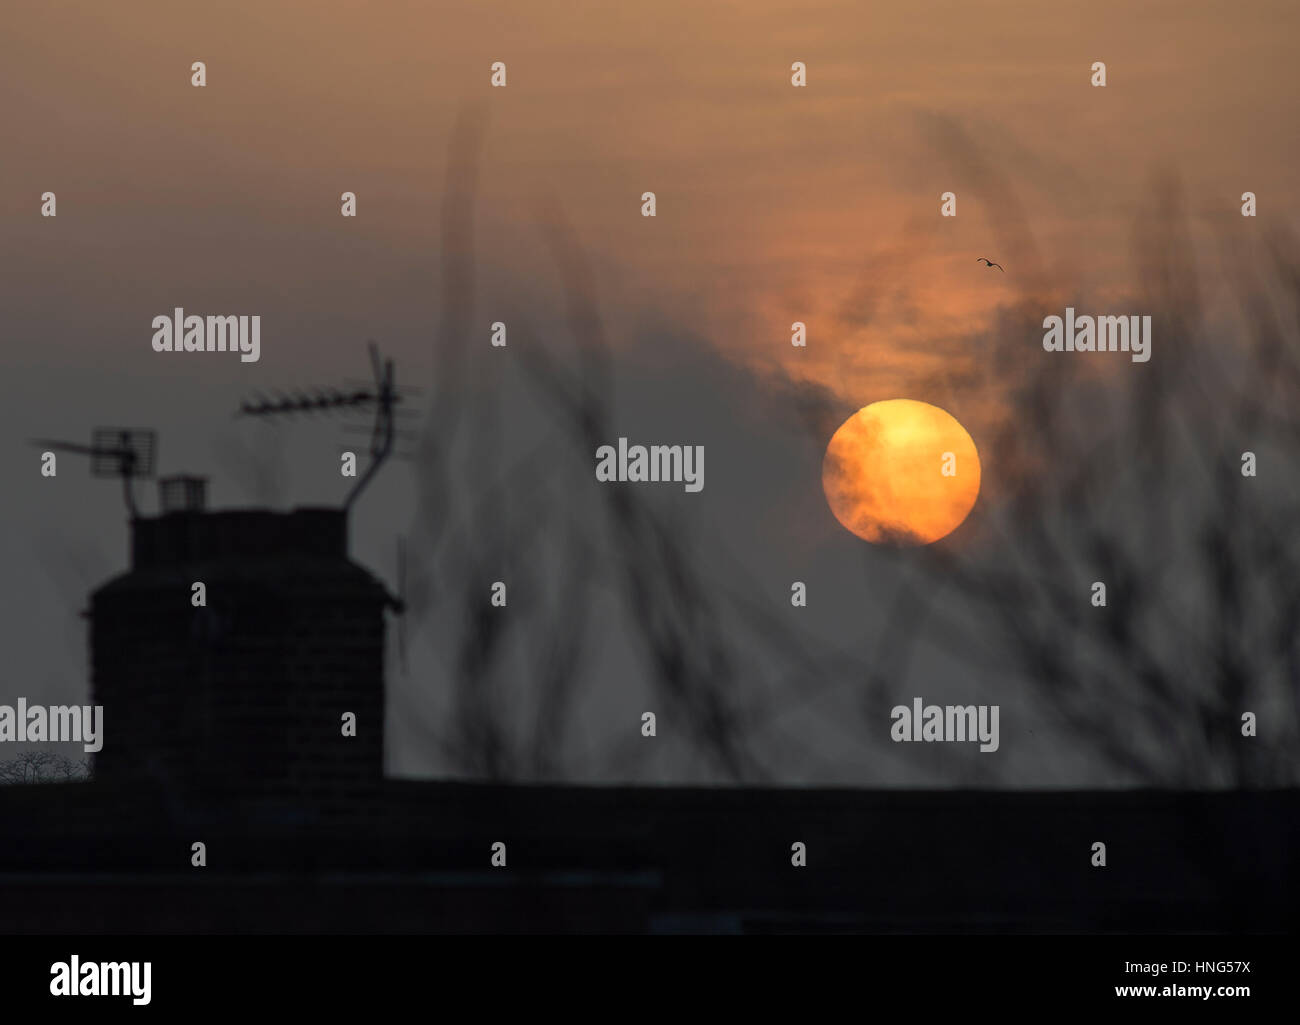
0;752;91;784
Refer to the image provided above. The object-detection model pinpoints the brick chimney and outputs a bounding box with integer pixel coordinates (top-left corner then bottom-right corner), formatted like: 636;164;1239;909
90;507;392;805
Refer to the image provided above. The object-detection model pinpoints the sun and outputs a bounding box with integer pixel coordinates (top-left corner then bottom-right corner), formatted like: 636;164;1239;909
822;399;980;545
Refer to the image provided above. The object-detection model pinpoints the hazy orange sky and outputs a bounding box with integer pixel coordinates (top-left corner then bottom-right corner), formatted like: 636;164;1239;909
4;0;1296;409
2;0;1298;786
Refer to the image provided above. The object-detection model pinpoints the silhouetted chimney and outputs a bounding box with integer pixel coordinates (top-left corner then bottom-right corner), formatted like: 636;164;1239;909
89;507;391;806
157;475;208;514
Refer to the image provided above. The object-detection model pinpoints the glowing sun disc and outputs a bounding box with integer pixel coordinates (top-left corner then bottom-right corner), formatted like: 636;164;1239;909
822;399;981;545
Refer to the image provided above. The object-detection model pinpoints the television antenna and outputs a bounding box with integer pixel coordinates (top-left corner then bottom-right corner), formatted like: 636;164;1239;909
237;343;417;663
29;428;158;518
236;341;418;511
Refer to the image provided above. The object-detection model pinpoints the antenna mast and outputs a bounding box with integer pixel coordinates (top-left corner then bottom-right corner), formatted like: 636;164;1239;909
236;342;407;511
29;429;158;519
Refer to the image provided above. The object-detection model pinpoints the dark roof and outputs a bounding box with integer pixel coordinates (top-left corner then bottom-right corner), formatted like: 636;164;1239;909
0;781;1295;932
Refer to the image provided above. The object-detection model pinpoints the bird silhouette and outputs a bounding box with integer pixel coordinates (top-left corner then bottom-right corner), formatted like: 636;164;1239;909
977;258;1005;272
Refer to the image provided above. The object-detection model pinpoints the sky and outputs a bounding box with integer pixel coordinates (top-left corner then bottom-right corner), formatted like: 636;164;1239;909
2;0;1297;787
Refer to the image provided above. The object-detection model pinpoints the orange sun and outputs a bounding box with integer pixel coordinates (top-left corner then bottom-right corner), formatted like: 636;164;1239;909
822;399;981;545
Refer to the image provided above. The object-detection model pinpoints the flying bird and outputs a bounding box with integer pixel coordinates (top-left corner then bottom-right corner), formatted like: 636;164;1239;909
977;258;1004;272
